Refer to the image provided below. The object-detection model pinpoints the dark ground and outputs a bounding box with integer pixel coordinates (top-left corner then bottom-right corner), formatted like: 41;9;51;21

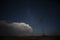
0;35;60;40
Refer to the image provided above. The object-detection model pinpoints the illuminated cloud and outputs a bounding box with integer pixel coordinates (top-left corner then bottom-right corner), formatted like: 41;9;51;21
8;22;33;32
0;20;33;36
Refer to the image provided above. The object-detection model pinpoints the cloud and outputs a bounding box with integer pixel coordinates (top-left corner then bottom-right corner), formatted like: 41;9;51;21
0;20;33;36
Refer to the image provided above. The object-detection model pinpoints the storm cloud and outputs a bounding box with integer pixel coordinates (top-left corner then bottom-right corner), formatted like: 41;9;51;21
0;20;33;36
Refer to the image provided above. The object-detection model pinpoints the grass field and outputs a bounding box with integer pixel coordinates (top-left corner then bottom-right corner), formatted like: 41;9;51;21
0;36;60;40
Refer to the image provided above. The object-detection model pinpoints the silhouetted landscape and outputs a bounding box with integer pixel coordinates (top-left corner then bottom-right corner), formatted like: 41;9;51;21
0;35;60;40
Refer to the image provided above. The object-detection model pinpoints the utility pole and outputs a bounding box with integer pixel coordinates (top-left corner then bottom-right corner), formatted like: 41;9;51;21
40;16;45;36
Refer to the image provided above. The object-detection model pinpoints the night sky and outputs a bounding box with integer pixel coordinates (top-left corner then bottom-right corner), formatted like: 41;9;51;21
0;0;60;36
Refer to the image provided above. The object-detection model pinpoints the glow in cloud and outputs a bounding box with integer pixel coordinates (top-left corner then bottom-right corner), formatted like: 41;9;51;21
8;22;33;32
0;20;33;35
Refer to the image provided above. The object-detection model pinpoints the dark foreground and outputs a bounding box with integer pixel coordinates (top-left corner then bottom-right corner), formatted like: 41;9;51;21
0;36;60;40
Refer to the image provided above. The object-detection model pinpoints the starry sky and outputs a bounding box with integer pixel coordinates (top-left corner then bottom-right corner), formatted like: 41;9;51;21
0;0;60;36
